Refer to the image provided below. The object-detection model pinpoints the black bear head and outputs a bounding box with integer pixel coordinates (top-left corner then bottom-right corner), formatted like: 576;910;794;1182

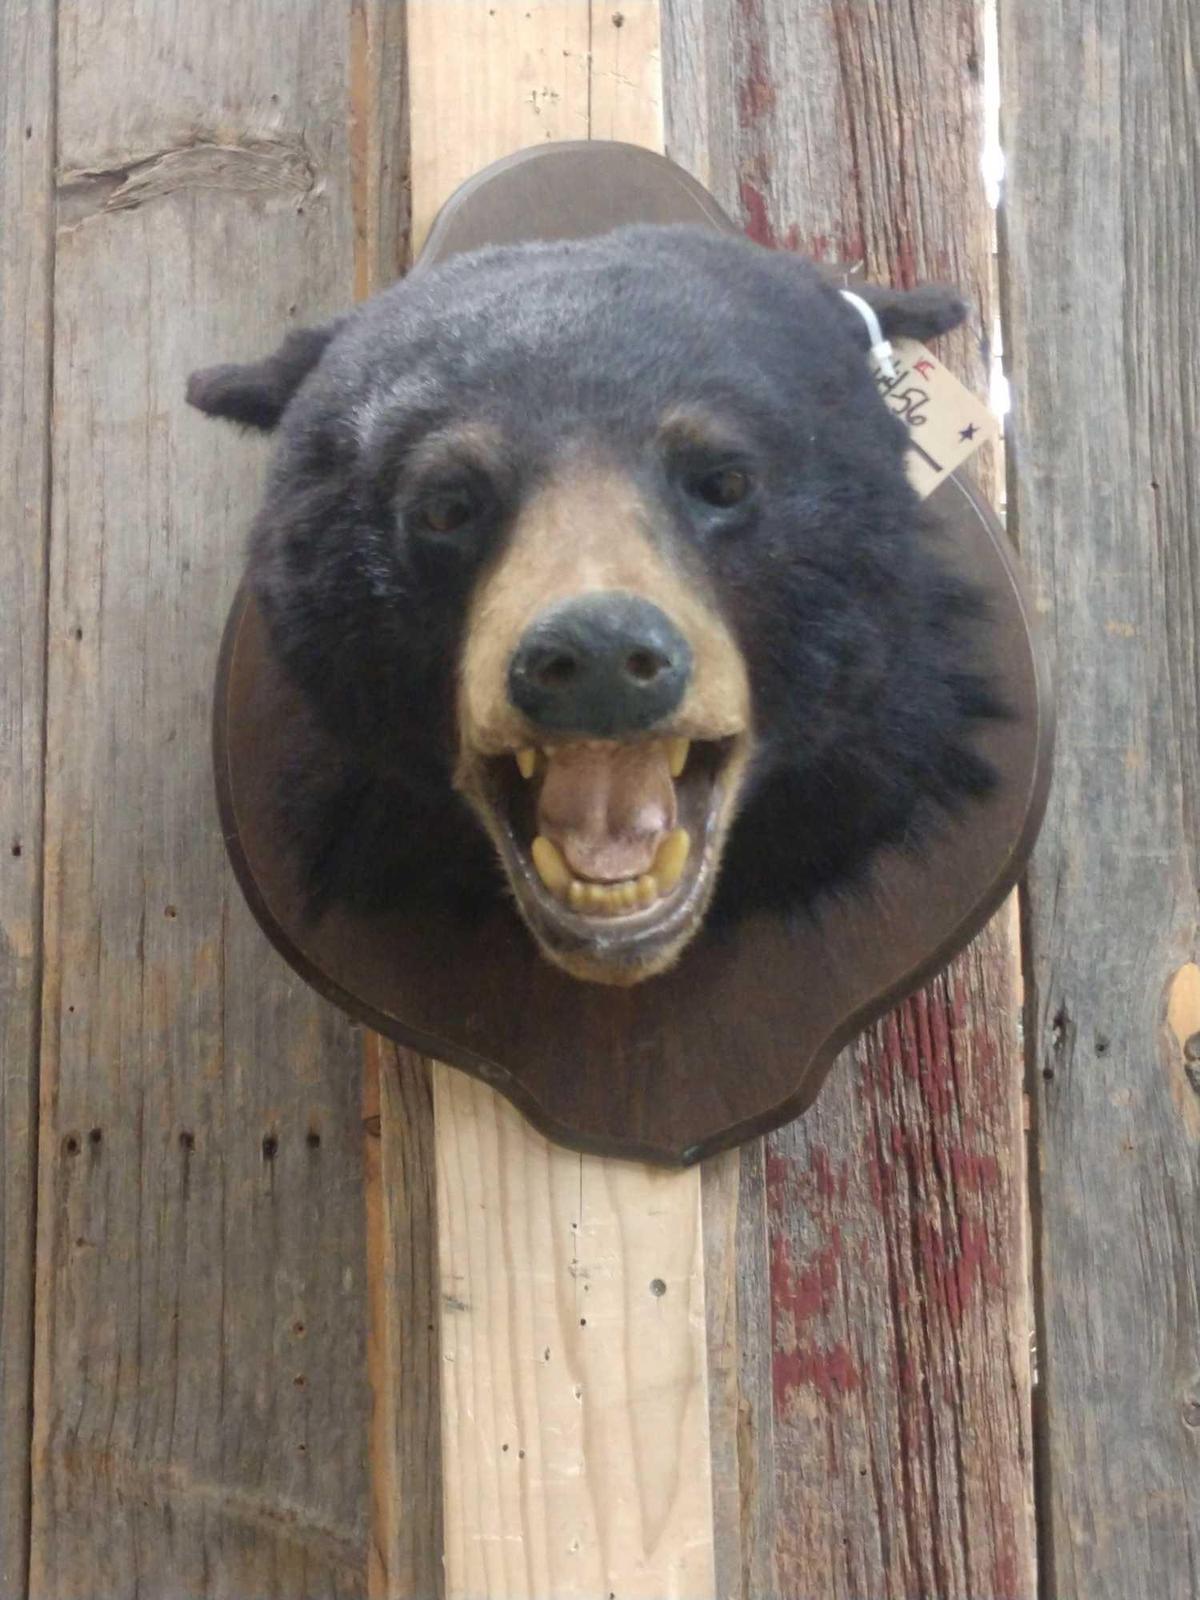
189;226;997;985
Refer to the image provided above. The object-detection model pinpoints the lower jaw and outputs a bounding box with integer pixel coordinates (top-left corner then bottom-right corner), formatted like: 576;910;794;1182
499;835;720;986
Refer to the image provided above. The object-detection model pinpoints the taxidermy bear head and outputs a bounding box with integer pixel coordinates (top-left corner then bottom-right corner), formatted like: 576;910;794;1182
189;226;1000;986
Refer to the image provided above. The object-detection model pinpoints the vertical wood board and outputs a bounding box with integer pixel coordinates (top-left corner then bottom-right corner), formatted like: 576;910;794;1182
390;5;715;1596
0;0;54;1591
29;5;371;1595
365;1042;443;1600
436;1068;713;1598
1001;2;1200;1594
663;2;1035;1593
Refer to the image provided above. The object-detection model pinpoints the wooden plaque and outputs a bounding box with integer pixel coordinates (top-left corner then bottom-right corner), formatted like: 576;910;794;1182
213;142;1053;1165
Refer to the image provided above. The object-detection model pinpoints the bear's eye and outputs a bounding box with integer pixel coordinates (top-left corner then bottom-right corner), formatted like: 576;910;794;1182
417;490;477;535
692;467;751;509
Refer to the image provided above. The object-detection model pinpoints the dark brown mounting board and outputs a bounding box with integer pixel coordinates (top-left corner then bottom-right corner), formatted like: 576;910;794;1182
213;141;1053;1166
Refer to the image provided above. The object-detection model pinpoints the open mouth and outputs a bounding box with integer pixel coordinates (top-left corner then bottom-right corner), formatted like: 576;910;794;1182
467;731;748;984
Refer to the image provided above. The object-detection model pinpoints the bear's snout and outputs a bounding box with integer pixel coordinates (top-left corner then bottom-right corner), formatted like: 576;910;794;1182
507;593;693;739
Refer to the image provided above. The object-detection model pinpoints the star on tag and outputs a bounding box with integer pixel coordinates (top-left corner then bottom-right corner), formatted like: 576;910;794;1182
869;338;1000;499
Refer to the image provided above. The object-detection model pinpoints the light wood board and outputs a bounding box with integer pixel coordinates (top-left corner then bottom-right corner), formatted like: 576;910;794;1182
386;4;716;1596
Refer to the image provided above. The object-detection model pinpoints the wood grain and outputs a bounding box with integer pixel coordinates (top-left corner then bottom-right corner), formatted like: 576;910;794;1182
435;1066;714;1599
664;2;1035;1593
0;0;53;1590
365;1043;442;1600
28;4;370;1594
1001;2;1200;1594
407;0;661;253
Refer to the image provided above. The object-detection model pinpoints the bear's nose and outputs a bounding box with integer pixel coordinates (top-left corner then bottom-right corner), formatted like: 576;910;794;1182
507;593;693;738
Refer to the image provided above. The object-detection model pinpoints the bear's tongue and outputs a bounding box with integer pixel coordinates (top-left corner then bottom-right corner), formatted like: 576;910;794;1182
536;742;677;882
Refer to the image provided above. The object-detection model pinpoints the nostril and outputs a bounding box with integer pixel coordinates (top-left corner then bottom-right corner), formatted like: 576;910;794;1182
536;652;579;689
625;648;667;684
630;643;668;681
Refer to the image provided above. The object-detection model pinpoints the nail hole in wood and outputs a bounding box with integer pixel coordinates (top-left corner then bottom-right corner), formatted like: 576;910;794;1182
306;1128;321;1149
64;1135;80;1155
88;1127;102;1147
10;842;20;857
262;1133;279;1160
649;1277;667;1297
164;905;177;919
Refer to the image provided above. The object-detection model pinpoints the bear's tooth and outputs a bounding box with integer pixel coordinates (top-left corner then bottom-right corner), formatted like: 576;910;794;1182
666;737;690;779
636;874;658;907
653;829;691;893
568;880;587;911
516;748;538;780
531;836;571;898
619;881;639;909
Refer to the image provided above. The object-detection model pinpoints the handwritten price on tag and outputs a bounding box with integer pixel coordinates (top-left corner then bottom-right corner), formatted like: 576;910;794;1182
871;339;998;499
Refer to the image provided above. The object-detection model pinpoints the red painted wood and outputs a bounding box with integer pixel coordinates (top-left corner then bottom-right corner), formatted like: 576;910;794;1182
666;2;1036;1594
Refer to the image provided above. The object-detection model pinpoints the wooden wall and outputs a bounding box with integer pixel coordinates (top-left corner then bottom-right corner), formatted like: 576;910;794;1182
0;0;1195;1596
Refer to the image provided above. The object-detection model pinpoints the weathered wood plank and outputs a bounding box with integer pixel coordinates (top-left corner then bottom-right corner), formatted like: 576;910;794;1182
664;2;1035;1594
0;0;53;1591
701;1147;777;1600
365;1043;443;1600
349;12;445;1595
1001;3;1200;1594
29;5;371;1594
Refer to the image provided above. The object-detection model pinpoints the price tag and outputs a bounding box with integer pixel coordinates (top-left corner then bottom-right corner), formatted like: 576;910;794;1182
873;338;999;498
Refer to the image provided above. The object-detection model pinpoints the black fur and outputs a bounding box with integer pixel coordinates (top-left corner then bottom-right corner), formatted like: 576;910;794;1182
189;226;1001;926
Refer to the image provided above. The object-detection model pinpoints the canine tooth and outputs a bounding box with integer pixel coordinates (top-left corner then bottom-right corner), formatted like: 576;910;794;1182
532;836;571;898
516;748;538;780
666;737;690;779
653;828;691;893
568;880;587;911
636;875;658;907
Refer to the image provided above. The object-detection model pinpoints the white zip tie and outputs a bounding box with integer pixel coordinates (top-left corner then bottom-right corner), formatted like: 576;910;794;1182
840;289;897;380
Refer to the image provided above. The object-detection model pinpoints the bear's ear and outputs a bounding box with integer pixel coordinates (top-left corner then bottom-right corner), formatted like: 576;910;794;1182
186;319;345;431
851;282;969;342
